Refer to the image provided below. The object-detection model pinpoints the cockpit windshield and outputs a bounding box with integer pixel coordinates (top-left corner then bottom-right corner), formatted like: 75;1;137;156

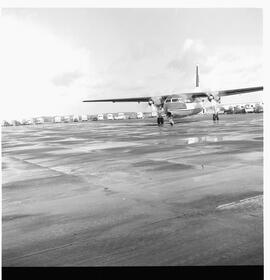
166;97;185;103
165;95;195;103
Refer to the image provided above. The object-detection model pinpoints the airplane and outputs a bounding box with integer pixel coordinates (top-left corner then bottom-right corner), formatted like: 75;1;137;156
83;65;263;126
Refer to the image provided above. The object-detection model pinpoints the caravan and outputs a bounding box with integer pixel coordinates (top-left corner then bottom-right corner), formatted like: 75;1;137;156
136;112;144;119
107;113;114;120
81;115;88;121
115;113;126;120
97;114;104;120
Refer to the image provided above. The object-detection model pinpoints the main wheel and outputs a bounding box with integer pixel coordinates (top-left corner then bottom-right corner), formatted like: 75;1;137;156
213;114;216;121
157;116;164;126
160;117;164;125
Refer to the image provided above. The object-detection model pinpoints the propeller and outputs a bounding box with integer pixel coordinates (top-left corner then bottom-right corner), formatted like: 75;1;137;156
148;96;164;107
207;91;221;103
147;96;166;121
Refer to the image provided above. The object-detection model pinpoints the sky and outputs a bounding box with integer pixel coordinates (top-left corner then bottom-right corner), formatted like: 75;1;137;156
0;8;263;120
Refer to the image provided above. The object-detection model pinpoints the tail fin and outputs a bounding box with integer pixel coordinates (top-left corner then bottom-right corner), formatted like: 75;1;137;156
196;65;199;88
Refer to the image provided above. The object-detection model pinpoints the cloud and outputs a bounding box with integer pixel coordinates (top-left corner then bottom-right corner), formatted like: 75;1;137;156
87;78;147;99
201;46;262;89
0;15;94;119
183;38;204;53
52;71;83;87
166;38;262;90
167;39;207;72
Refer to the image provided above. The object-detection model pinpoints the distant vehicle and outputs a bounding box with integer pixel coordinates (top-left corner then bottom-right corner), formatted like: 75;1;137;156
137;112;144;119
12;120;21;126
73;115;79;122
107;113;114;120
81;115;88;121
20;119;27;125
97;114;104;120
254;104;263;113
35;117;44;124
1;120;12;126
239;105;246;113
23;119;33;125
245;106;254;113
151;111;158;118
225;106;234;114
234;106;245;114
54;116;62;123
115;112;126;120
64;116;71;123
128;113;137;119
218;107;225;114
143;112;152;118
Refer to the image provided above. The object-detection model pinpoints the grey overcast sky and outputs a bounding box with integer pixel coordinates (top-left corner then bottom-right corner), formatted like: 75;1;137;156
1;8;263;119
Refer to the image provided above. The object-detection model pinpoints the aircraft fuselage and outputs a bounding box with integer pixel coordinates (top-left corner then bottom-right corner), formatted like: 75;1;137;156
163;94;203;118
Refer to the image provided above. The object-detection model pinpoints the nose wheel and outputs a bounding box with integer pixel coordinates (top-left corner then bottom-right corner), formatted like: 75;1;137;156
213;113;219;121
157;116;164;126
169;117;174;126
166;112;174;126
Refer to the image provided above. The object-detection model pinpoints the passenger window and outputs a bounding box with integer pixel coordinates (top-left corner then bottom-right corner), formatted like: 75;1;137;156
172;99;178;102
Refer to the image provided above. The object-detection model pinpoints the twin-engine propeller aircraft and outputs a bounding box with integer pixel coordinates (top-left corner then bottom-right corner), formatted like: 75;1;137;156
83;66;263;125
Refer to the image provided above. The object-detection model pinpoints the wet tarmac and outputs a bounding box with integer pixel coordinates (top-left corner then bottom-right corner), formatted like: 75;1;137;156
2;113;263;266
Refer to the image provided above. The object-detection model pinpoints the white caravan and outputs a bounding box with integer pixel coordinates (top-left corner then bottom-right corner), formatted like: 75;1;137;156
107;113;114;120
54;116;62;123
81;115;88;121
73;115;79;122
137;112;144;119
97;114;104;120
35;117;44;124
115;112;126;120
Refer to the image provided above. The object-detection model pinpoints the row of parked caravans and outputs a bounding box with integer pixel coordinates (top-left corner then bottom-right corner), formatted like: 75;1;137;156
2;112;156;127
201;103;264;115
218;103;264;114
51;112;146;122
2;116;85;126
62;112;146;122
2;117;47;126
96;112;145;121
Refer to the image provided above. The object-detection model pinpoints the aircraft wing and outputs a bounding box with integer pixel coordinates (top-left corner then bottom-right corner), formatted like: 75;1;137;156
216;86;263;96
83;86;263;103
83;97;153;103
190;86;263;99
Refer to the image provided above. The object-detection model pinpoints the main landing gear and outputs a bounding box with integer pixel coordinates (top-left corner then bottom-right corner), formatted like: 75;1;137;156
168;117;174;126
157;116;174;126
157;112;174;126
157;116;164;126
167;112;174;126
213;113;219;121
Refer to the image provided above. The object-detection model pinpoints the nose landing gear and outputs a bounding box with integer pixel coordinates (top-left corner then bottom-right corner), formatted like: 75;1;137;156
213;113;219;121
157;116;164;126
168;117;174;126
166;112;174;126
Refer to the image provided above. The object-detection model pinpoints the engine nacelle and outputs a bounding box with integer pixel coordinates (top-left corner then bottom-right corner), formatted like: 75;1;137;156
148;100;154;106
207;91;221;103
148;96;163;107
